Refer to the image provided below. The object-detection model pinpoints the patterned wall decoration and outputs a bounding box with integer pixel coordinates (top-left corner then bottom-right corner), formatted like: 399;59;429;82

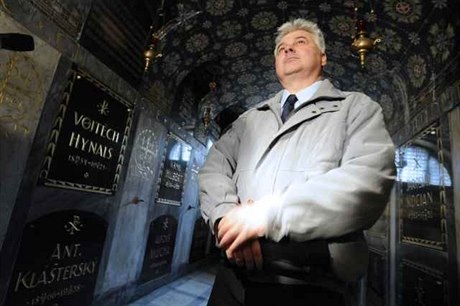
0;11;60;138
137;0;459;134
133;128;161;179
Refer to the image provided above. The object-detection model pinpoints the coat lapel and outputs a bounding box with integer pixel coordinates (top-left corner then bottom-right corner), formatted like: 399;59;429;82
254;79;347;168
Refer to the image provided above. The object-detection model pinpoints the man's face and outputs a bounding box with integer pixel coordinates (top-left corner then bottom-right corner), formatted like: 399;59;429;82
275;30;326;80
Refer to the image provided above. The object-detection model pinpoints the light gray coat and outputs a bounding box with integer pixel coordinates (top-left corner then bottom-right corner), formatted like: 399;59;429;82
199;79;395;281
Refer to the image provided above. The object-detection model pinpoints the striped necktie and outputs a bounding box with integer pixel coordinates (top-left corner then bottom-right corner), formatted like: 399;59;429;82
281;94;298;122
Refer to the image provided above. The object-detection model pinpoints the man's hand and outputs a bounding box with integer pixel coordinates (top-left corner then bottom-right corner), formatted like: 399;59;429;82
226;239;263;270
217;201;267;256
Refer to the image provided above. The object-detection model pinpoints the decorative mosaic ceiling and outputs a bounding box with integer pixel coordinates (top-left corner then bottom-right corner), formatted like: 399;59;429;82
10;0;459;133
143;0;459;133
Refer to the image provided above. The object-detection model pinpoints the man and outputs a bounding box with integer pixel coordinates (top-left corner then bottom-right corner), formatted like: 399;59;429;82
199;18;395;306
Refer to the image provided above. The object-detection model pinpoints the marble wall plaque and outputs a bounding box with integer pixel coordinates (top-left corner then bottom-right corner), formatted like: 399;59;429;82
40;68;133;194
400;260;446;306
140;215;178;282
189;218;209;263
155;133;191;206
367;250;387;306
396;122;453;250
5;210;107;306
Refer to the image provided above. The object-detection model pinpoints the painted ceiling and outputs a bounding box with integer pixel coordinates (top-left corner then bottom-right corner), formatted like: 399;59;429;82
137;0;459;134
77;0;460;134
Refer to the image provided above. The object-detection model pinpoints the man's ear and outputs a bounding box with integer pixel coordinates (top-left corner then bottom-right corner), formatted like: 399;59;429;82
321;53;327;67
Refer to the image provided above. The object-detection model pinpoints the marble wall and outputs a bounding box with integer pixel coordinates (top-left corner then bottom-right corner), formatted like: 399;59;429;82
0;1;209;306
0;10;60;250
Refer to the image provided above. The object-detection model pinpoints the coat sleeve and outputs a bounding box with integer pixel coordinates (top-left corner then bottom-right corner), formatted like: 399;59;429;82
265;97;396;242
198;114;247;234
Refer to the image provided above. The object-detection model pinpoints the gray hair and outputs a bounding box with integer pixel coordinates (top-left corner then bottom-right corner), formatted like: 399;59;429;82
274;19;326;56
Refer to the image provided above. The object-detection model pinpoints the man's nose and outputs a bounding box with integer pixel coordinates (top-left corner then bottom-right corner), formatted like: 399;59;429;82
284;46;295;53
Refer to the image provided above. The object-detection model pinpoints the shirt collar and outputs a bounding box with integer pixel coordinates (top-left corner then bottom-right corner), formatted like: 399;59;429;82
281;80;323;109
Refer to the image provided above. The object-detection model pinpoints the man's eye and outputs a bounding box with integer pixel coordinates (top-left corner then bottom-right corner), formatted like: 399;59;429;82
296;40;306;45
277;47;285;54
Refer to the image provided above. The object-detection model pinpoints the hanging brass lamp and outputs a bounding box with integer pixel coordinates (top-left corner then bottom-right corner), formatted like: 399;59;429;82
202;80;217;129
143;5;202;72
351;6;381;69
143;33;163;72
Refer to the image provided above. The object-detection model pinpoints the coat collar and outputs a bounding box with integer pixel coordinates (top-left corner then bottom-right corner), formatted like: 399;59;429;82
256;79;346;112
